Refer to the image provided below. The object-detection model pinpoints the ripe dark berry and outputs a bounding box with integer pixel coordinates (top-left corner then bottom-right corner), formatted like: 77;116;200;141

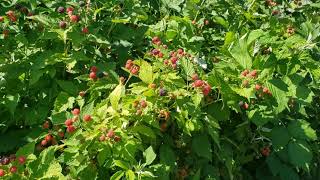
107;129;115;138
261;147;270;156
59;21;67;29
72;108;80;116
159;88;167;96
65;119;73;126
67;125;76;133
114;135;121;142
97;72;105;78
0;169;5;177
57;6;65;13
9;166;17;173
79;1;86;7
89;72;97;79
18;156;26;164
151;49;160;56
83;115;92;122
1;157;10;165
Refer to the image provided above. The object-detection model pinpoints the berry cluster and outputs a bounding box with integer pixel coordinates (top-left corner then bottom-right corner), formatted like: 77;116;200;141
57;4;88;33
191;73;212;96
99;129;121;142
0;155;26;177
133;99;148;115
125;59;140;75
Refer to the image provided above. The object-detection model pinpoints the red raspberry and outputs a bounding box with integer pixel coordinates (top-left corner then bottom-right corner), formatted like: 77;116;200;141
255;84;261;91
18;156;26;164
107;129;115;138
249;70;258;78
83;114;92;122
72;108;80;115
263;87;269;94
202;84;212;96
45;134;53;142
82;27;89;34
125;63;133;70
67;125;76;133
6;10;14;17
130;66;139;75
66;7;74;14
140;100;147;108
177;48;184;55
64;119;73;126
0;169;5;177
79;91;86;97
152;36;160;44
193;80;204;87
241;69;249;77
42;121;50;129
171;57;178;64
158;52;164;58
70;15;79;23
89;72;97;79
9;166;17;174
261;147;271;156
99;135;106;141
164;59;169;65
243;103;249;110
90;66;98;72
58;131;65;138
41;139;47;146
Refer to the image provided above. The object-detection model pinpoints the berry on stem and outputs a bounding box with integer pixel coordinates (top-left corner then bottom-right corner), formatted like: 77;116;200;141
0;169;5;177
9;166;17;173
72;108;80;116
18;156;26;164
83;114;92;122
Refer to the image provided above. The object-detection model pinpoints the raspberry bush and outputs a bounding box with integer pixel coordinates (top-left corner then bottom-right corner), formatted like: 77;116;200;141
0;0;320;179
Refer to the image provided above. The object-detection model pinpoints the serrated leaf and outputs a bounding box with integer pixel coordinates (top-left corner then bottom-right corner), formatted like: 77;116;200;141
160;144;176;168
288;120;317;141
109;84;125;110
266;155;283;176
181;58;195;78
126;170;135;180
271;126;290;149
192;134;212;159
143;146;156;165
110;171;124;180
131;125;156;139
53;92;75;113
288;140;313;167
114;160;130;170
139;61;154;84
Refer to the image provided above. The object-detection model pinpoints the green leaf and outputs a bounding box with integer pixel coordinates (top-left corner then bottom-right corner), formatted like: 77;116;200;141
229;33;252;69
279;165;299;180
181;58;195;78
143;146;156;165
266;155;283;176
139;61;154;84
5;94;20;115
53;92;75;113
160;144;176;168
192;134;212;159
16;141;36;157
56;80;78;95
288;120;317;141
110;171;124;180
131;125;156;139
109;84;125;110
271;126;290;149
113;160;130;170
288;140;313;167
126;170;135;180
266;79;289;113
97;147;111;166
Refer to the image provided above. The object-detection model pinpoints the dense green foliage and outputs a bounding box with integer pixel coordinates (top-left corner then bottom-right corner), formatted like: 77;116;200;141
0;0;320;179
